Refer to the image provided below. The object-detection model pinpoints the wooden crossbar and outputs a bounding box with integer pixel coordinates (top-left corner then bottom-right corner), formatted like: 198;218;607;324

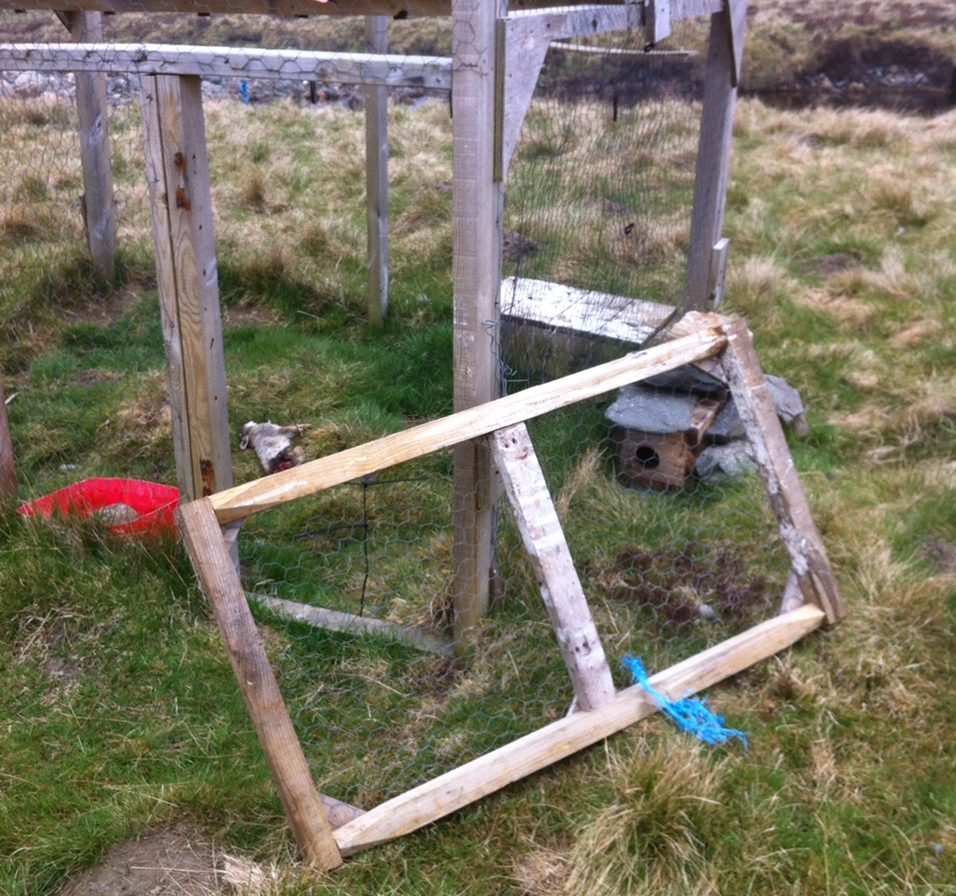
333;604;826;855
0;0;603;16
0;43;453;90
208;318;727;524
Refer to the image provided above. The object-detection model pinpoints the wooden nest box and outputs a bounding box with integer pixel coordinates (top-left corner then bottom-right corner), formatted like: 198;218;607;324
606;371;728;490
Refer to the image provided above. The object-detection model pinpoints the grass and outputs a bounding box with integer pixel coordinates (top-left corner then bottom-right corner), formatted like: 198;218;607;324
1;8;956;895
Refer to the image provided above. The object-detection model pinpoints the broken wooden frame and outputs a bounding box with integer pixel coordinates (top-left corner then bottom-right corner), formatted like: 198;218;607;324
177;311;844;871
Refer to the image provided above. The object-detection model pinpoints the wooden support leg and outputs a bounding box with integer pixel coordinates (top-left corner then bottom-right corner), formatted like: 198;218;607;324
718;319;844;623
365;16;389;326
178;499;343;872
140;75;233;501
492;423;615;711
62;11;116;286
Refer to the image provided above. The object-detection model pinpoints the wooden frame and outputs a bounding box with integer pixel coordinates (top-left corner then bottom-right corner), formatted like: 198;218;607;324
2;0;749;640
0;43;453;90
178;313;844;870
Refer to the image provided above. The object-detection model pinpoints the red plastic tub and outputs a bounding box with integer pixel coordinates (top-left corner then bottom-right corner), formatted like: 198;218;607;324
18;478;181;539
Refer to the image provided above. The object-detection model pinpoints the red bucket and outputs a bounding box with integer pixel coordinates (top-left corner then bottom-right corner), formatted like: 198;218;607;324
18;478;181;539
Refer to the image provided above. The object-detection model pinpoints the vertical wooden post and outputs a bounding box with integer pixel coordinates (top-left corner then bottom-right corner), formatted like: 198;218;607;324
178;500;343;872
365;16;389;326
451;0;507;639
63;11;116;286
140;75;233;501
684;1;746;310
0;383;17;503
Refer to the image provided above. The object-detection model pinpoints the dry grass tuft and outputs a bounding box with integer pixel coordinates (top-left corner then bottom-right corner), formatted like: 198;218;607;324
511;843;570;896
565;741;721;896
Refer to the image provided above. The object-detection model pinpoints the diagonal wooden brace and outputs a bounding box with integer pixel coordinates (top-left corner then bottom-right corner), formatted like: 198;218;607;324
491;423;616;711
717;319;845;624
178;498;343;872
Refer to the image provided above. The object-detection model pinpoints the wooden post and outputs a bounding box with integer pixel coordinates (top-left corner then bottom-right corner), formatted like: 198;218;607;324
684;1;746;310
178;500;343;871
365;16;389;326
718;319;844;624
62;11;116;286
0;382;17;503
140;74;233;501
451;0;507;639
492;423;615;711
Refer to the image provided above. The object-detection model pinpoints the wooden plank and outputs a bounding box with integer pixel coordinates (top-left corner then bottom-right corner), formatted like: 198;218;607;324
718;318;845;624
365;17;389;326
249;593;454;657
62;12;116;287
0;383;17;503
502;276;676;345
684;7;738;311
492;423;615;710
177;499;343;871
333;603;826;855
139;75;233;500
0;0;607;16
0;43;452;90
450;0;507;638
208;322;727;524
507;0;721;34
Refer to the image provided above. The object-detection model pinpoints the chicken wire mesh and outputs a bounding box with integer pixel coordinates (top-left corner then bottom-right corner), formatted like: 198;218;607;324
0;6;453;488
0;4;799;811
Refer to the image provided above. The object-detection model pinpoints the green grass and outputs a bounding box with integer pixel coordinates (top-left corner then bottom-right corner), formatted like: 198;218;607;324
0;28;955;896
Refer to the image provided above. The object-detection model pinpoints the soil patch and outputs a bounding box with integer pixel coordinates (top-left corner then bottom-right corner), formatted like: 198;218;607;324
57;824;220;896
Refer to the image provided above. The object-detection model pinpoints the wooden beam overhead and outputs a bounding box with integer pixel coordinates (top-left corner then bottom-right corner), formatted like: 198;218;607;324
0;42;452;89
0;0;612;17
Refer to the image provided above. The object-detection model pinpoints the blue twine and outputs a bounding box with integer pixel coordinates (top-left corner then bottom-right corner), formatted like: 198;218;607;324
239;80;251;104
624;656;748;749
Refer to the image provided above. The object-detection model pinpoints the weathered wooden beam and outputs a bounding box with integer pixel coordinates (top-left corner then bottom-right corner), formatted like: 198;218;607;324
140;74;232;500
718;318;845;624
684;4;741;310
207;321;727;524
492;423;615;711
333;603;826;855
0;0;607;16
178;499;343;871
502;277;676;345
249;593;454;657
0;384;17;503
61;12;116;286
450;0;506;638
365;16;389;325
0;43;452;90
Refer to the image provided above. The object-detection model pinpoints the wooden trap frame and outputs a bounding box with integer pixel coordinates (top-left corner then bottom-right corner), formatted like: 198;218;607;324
178;311;845;872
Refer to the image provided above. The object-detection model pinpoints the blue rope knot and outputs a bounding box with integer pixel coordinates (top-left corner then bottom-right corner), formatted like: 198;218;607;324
624;655;748;749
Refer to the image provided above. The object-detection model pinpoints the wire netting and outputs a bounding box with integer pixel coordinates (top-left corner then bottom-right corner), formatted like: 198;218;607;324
1;7;800;812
